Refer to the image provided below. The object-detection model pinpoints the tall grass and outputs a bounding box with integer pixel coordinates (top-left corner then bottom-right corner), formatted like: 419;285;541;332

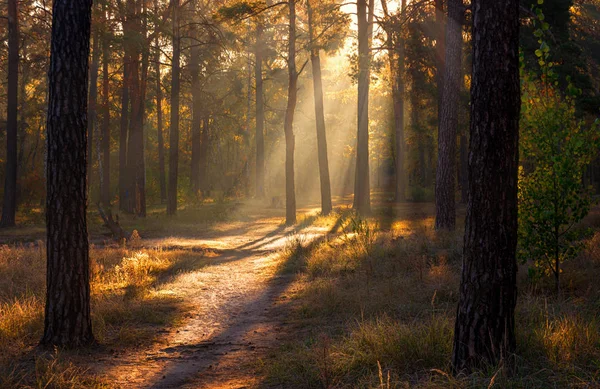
264;210;600;388
0;242;206;387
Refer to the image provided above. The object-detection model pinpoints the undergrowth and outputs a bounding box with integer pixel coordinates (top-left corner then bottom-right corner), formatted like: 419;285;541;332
264;204;600;388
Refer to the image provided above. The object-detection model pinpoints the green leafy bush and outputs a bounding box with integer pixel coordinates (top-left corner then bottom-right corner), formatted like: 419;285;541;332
518;16;600;292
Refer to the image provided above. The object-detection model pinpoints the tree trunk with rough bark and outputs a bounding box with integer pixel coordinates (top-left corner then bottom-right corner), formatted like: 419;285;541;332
88;23;100;200
354;0;372;215
101;6;111;206
119;59;129;212
167;0;180;215
199;117;210;194
190;9;202;196
307;0;332;215
435;0;445;124
284;0;297;225
452;0;521;374
435;0;463;231
459;129;468;203
154;5;166;203
42;0;94;347
255;24;265;199
1;0;19;228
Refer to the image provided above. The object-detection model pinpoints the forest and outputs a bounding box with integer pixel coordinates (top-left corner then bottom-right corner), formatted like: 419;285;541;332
0;0;600;387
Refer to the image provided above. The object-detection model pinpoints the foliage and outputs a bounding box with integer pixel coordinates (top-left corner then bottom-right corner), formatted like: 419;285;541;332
518;10;600;291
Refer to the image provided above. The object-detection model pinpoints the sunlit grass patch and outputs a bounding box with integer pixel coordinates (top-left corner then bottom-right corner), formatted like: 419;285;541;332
0;243;205;384
264;205;600;388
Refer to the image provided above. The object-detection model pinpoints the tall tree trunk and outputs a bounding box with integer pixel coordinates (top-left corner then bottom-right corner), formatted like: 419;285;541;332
190;10;202;196
124;0;146;217
307;0;332;215
435;0;463;231
41;0;94;347
199;117;210;193
435;0;445;124
154;4;166;204
119;59;129;212
354;0;372;215
137;0;148;217
167;0;180;215
452;0;520;373
255;24;265;199
383;0;407;202
284;0;298;225
0;0;19;228
101;6;111;206
17;55;27;180
88;23;100;199
459;128;468;203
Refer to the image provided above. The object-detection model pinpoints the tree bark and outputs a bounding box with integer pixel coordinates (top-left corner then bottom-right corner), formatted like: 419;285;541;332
459;129;468;204
307;0;332;215
101;6;111;206
42;0;94;347
353;0;372;215
136;0;148;217
385;0;407;202
154;2;166;203
167;0;180;215
124;0;146;217
190;8;202;196
452;0;521;374
435;0;463;231
0;0;19;228
199;117;210;193
284;0;298;225
119;59;129;212
255;24;265;199
88;22;100;200
435;0;445;125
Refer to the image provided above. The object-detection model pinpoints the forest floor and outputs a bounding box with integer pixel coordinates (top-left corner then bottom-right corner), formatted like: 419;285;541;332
0;197;349;388
85;202;341;389
2;194;600;388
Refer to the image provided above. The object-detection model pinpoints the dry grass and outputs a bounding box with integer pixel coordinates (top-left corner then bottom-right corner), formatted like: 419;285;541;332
263;205;600;388
0;241;208;388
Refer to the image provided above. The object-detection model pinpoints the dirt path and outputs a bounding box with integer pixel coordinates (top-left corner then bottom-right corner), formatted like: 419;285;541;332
92;209;331;389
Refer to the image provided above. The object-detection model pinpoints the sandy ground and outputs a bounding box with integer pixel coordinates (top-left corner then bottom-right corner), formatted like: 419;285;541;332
90;207;332;389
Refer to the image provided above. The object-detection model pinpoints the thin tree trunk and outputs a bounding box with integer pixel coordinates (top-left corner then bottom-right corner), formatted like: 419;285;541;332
435;0;445;123
0;0;19;228
124;0;146;217
101;6;111;206
41;0;94;347
284;0;298;225
452;0;521;373
137;0;148;216
199;117;210;193
154;4;166;203
190;8;202;196
307;0;332;215
167;0;180;215
119;39;130;212
435;0;463;231
385;0;407;202
354;0;372;215
17;52;27;192
255;24;265;199
125;8;140;215
88;22;100;199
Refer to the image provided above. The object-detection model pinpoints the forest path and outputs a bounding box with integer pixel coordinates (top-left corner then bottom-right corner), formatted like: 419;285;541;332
91;205;336;389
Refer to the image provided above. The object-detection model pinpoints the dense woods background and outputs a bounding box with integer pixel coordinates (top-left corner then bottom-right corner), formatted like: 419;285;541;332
0;0;595;219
